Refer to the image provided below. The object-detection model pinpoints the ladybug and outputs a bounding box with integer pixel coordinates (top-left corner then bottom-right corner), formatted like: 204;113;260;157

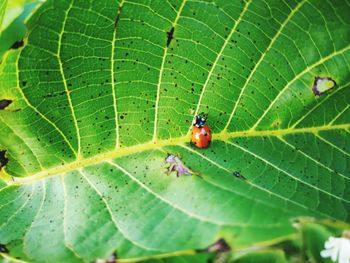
191;113;212;149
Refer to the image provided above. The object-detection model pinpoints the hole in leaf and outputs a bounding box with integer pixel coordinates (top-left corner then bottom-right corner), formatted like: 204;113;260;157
0;151;8;170
312;76;337;96
0;243;9;253
0;100;12;110
10;40;24;49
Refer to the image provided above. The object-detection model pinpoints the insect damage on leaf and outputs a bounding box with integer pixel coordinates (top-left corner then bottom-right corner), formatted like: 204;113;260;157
0;151;8;170
165;153;198;177
0;244;9;253
10;40;24;50
312;76;337;96
166;27;175;47
0;99;20;112
93;252;117;263
198;238;231;253
0;99;12;110
114;4;123;29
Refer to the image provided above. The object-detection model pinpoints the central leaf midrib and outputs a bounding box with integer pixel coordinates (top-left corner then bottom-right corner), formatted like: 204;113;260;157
5;123;348;186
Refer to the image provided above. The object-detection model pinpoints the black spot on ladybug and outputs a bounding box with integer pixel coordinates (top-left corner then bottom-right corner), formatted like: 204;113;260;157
166;27;175;47
0;100;12;110
0;244;9;253
10;39;24;50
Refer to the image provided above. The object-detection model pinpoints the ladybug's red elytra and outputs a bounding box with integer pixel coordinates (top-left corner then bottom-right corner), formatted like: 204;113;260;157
191;114;212;149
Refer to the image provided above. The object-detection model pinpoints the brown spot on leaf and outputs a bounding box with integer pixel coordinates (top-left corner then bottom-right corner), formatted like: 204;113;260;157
93;252;117;263
0;244;9;253
10;40;24;49
0;151;8;170
166;27;175;47
0;100;12;110
198;238;231;253
114;4;123;29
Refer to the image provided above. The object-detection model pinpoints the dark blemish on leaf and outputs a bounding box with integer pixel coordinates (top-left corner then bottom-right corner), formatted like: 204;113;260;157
0;244;9;253
197;238;230;253
233;171;246;180
0;99;12;110
10;40;24;49
114;4;123;29
22;80;27;87
0;151;8;170
165;153;199;177
93;251;117;263
166;27;175;47
312;76;337;96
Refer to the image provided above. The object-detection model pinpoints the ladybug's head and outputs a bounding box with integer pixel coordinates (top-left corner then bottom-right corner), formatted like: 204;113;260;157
193;113;208;128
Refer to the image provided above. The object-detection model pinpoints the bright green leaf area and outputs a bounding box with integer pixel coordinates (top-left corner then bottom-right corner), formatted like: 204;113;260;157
141;252;214;263
0;2;40;59
0;0;349;262
0;0;41;31
233;250;288;263
303;224;334;263
0;0;8;34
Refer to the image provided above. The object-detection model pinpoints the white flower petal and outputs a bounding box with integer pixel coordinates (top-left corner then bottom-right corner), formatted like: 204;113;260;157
325;237;335;249
320;236;350;263
321;237;340;262
321;248;336;258
331;248;339;262
325;237;340;249
338;239;350;263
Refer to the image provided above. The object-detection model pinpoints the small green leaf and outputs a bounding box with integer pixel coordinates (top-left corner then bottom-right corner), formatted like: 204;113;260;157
1;0;42;31
0;1;41;59
303;224;333;263
233;250;288;263
0;0;7;32
141;253;215;263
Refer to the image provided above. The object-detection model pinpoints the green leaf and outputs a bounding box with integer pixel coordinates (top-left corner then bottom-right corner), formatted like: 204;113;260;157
0;0;7;35
0;1;40;59
233;250;289;263
0;0;42;32
0;0;349;262
140;252;215;263
303;224;333;263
